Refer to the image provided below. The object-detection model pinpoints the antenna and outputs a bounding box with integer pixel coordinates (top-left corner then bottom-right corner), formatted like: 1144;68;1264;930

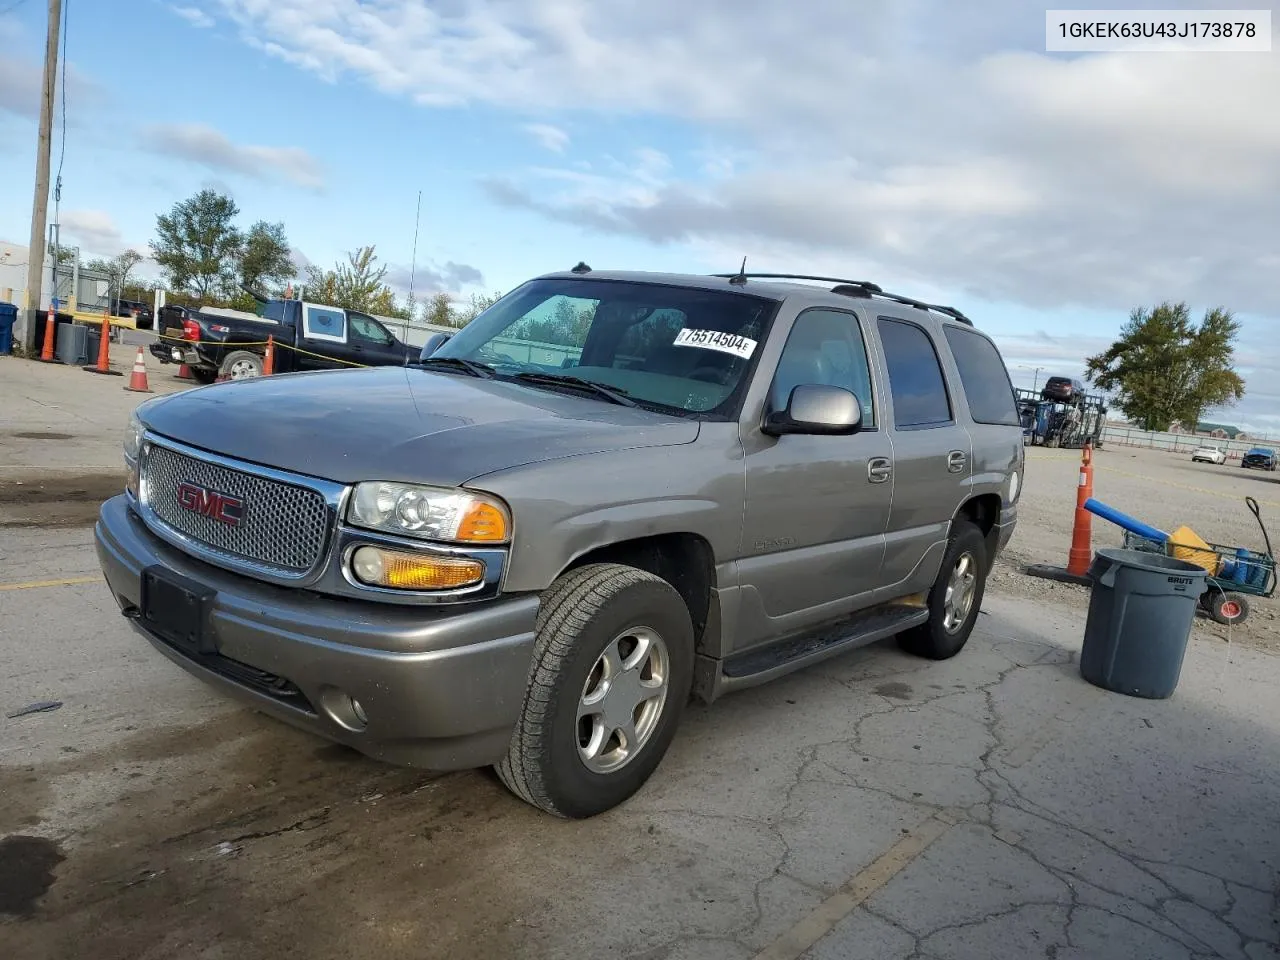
728;256;748;285
571;261;592;274
408;190;422;310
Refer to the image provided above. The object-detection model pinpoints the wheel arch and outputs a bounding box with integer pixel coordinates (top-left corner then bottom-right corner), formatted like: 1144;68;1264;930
558;533;719;658
954;493;1003;571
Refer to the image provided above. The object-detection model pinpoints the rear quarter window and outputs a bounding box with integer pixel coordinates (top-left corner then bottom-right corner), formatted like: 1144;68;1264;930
942;325;1021;426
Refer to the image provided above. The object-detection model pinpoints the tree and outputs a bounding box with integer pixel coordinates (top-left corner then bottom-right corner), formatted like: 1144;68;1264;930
453;290;504;327
425;292;453;327
239;221;294;295
304;245;411;318
1084;302;1245;432
85;250;144;305
151;189;244;299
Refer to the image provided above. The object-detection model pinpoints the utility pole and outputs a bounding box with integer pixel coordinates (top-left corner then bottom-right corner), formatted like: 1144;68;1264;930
21;0;63;355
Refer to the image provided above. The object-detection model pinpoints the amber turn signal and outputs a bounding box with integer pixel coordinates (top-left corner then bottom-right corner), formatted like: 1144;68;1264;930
350;546;484;590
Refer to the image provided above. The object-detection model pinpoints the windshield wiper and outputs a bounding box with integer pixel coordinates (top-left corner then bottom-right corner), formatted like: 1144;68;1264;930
512;372;637;407
415;356;495;379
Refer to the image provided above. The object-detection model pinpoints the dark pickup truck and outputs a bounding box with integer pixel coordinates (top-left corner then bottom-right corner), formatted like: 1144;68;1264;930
150;299;417;383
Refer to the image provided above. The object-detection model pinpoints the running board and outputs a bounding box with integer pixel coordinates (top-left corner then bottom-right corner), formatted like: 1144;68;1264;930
710;603;930;698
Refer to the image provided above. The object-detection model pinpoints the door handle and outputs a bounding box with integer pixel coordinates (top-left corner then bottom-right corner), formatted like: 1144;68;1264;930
947;450;967;473
868;458;892;484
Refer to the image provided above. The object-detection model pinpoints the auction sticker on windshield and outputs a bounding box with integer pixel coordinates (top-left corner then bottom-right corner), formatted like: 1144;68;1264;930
672;328;758;359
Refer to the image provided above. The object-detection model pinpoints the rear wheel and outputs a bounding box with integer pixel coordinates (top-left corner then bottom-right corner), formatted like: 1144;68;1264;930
496;563;695;818
899;519;988;661
218;350;264;380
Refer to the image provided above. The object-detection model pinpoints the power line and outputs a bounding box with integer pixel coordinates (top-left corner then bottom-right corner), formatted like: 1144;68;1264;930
0;0;34;17
54;0;67;190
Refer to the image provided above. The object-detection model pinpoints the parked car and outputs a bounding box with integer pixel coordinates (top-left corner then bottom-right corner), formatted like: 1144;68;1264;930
97;267;1024;819
1191;445;1227;465
149;299;416;383
113;298;155;331
1242;447;1278;471
1040;376;1085;404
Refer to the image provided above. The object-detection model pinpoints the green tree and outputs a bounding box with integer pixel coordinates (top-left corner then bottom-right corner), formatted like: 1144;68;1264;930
425;292;453;327
453;290;504;327
239;220;294;295
304;245;411;318
1084;302;1245;432
151;189;244;298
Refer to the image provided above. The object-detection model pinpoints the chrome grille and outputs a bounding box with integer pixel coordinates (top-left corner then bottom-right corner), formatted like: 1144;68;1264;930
141;442;330;574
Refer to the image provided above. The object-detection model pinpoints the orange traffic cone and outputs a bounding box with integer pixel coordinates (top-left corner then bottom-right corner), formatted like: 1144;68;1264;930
175;362;193;380
123;346;153;393
1022;441;1098;587
263;335;275;375
1066;443;1095;577
38;305;58;362
84;315;123;376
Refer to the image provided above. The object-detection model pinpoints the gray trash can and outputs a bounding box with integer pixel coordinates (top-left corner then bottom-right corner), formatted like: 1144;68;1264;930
1081;548;1208;699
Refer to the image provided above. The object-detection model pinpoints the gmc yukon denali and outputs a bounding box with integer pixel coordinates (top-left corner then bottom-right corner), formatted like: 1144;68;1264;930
95;267;1024;818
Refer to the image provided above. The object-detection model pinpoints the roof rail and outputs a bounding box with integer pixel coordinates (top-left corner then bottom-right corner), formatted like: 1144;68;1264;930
708;272;973;326
709;272;884;294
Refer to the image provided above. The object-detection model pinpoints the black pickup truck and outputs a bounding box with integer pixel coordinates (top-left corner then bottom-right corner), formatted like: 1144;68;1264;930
150;299;417;384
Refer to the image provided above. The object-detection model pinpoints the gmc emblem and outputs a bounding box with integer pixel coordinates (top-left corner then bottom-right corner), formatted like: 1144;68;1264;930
176;481;245;527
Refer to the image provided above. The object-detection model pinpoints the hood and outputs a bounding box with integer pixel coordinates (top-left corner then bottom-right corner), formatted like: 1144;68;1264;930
140;366;699;486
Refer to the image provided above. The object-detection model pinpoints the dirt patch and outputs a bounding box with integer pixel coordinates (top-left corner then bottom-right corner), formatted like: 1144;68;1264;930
0;716;544;960
0;473;124;528
9;432;75;441
0;837;65;919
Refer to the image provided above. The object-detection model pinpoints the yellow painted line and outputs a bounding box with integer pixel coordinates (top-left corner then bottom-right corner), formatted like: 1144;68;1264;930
0;574;101;592
752;813;956;960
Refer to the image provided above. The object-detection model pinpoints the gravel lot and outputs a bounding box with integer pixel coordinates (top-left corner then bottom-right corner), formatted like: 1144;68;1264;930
998;444;1280;654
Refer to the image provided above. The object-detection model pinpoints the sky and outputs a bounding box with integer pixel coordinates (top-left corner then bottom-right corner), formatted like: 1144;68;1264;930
0;0;1277;433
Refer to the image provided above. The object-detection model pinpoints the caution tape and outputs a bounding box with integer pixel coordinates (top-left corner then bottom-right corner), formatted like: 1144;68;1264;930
155;333;372;368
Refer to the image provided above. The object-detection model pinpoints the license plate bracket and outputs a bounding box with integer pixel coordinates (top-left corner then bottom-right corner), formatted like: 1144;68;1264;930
140;565;217;655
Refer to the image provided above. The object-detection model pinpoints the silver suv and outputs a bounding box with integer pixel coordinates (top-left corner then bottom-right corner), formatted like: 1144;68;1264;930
95;268;1023;818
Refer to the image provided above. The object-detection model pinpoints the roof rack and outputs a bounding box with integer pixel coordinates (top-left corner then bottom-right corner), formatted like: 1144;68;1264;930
708;272;973;326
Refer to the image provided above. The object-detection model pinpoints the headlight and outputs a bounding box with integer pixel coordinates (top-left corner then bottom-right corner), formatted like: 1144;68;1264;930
124;411;144;462
348;482;510;544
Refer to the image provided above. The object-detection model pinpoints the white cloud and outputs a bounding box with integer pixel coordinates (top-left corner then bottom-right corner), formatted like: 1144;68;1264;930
522;122;569;153
140;123;325;190
215;0;1280;430
59;209;149;260
172;5;215;28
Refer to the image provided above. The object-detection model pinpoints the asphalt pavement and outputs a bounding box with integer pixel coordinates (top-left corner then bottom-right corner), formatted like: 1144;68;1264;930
1;352;1278;959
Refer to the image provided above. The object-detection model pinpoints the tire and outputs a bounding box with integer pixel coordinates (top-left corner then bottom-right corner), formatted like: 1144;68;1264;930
495;563;695;818
218;349;264;381
1207;591;1249;626
898;519;988;661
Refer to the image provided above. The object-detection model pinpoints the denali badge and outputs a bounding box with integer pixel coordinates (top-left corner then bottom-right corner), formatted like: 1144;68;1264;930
176;481;245;527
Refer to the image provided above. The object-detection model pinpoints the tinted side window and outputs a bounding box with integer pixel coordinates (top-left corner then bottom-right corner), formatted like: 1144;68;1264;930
771;309;875;426
942;325;1020;426
876;317;952;428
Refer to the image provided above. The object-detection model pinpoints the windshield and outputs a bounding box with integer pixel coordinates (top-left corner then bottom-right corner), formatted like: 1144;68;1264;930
432;277;779;415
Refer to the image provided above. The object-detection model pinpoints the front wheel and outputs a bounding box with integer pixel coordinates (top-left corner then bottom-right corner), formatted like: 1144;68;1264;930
899;519;988;661
495;563;695;818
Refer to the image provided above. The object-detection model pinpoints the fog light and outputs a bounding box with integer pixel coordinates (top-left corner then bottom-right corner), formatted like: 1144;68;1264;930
350;545;484;590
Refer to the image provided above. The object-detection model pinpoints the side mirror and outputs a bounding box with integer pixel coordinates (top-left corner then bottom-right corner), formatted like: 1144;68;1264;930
419;332;453;361
762;384;863;437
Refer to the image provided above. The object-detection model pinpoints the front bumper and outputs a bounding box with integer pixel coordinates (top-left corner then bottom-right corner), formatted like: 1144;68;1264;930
94;495;538;771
